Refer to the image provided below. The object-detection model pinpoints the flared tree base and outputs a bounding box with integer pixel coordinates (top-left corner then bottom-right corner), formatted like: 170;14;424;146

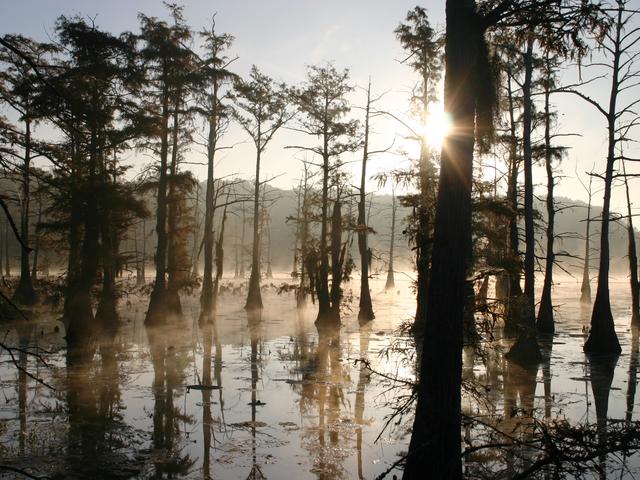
13;278;37;306
584;299;621;354
506;333;542;367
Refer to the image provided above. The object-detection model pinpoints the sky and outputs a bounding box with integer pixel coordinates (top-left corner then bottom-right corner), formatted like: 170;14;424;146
1;0;638;215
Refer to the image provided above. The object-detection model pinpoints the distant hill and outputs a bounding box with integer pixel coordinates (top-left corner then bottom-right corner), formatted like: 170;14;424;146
0;176;636;278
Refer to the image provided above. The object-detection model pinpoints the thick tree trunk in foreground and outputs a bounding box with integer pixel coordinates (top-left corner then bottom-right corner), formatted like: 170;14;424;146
403;2;475;477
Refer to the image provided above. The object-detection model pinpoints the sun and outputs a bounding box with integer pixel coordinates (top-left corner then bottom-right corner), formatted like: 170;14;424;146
421;109;452;150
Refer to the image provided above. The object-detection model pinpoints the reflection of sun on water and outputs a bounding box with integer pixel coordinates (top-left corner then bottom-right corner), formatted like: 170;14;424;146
421;109;452;151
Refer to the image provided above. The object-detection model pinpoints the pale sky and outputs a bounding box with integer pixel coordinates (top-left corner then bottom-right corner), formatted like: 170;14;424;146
1;1;638;215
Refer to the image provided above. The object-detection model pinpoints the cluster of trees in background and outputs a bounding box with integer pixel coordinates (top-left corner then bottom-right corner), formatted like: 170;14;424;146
0;4;404;336
1;1;640;478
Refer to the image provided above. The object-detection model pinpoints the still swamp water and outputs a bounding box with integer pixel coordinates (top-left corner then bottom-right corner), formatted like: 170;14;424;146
1;274;639;479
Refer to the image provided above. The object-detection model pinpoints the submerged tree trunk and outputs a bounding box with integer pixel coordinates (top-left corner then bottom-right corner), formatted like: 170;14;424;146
292;179;302;278
30;195;43;283
506;72;523;308
316;152;333;324
329;198;343;322
165;96;183;315
385;190;397;291
200;120;217;319
623;162;640;325
358;80;374;323
240;203;246;278
192;183;200;277
581;176;593;304
14;117;36;304
507;34;541;365
585;7;623;354
65;125;100;346
403;2;476;477
297;168;311;309
212;200;228;312
4;217;9;277
414;118;433;336
246;145;264;310
536;78;555;333
146;80;171;326
95;217;118;329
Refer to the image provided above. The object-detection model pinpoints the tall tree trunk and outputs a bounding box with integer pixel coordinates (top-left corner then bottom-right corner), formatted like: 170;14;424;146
245;143;264;310
414;103;433;336
292;179;303;278
135;220;145;286
265;200;273;279
585;6;623;354
240;203;246;277
581;176;593;303
192;183;200;277
536;78;555;333
65;121;100;346
200;91;218;320
403;2;476;477
329;198;343;321
30;195;42;283
316;150;333;324
506;72;523;306
4;216;9;277
14;117;36;304
385;190;397;291
165;95;183;315
623;162;640;325
146;79;171;326
96;216;118;329
358;79;374;323
0;215;3;276
141;217;147;282
297;169;310;309
506;34;541;365
212;199;228;311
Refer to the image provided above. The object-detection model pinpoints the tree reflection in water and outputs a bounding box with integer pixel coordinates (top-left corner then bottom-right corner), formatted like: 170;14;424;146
147;320;195;477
